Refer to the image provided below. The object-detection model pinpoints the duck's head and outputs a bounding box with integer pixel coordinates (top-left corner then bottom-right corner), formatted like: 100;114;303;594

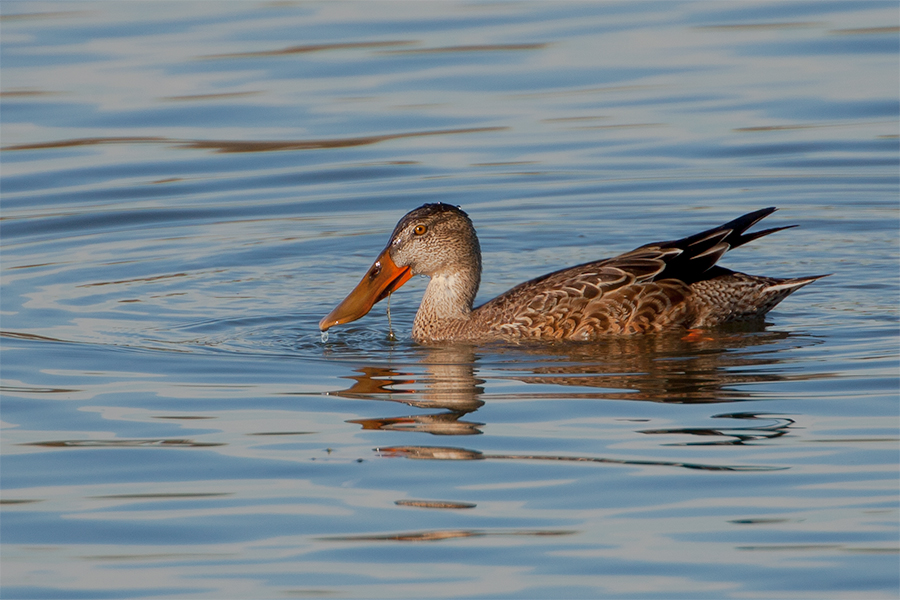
319;203;481;332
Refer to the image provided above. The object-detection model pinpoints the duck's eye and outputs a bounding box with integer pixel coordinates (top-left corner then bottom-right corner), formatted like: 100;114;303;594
413;224;427;236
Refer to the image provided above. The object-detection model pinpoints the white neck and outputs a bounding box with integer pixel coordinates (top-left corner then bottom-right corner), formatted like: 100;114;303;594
412;271;479;341
420;273;474;317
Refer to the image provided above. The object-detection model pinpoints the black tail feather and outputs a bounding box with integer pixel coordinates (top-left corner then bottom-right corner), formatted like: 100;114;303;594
650;207;796;284
738;224;798;246
689;206;779;250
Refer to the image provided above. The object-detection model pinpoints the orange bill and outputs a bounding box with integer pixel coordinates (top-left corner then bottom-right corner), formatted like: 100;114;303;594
319;249;413;331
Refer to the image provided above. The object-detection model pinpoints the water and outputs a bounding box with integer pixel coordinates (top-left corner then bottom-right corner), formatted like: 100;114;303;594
2;2;898;598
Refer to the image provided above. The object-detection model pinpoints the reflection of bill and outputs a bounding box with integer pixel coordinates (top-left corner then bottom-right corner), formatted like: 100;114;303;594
320;528;576;543
377;445;787;472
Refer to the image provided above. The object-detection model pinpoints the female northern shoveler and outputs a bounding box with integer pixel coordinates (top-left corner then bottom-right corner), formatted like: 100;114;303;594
319;204;825;343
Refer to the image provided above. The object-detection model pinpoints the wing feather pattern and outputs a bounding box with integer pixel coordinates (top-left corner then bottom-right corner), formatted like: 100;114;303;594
470;207;815;339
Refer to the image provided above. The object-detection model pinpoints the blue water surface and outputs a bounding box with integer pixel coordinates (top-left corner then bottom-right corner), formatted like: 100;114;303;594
2;2;898;599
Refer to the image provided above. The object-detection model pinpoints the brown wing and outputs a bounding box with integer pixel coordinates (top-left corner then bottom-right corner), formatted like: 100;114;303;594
475;253;689;338
473;208;795;338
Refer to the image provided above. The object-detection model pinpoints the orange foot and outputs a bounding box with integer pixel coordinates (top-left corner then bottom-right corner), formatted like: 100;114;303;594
682;328;714;342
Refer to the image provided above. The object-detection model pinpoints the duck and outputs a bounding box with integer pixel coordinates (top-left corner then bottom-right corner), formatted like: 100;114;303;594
319;204;826;343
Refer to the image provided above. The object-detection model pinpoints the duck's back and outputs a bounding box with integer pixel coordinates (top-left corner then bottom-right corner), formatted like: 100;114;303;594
456;207;825;341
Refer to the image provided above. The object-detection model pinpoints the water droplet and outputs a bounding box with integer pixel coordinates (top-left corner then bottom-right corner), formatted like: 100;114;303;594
320;331;329;343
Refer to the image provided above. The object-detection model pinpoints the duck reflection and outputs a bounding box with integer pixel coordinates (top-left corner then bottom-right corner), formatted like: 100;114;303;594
341;346;485;435
375;444;785;472
640;412;796;446
331;328;819;441
494;329;809;404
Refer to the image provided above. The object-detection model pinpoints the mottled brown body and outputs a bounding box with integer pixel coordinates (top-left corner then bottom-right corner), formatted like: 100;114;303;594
320;204;826;344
